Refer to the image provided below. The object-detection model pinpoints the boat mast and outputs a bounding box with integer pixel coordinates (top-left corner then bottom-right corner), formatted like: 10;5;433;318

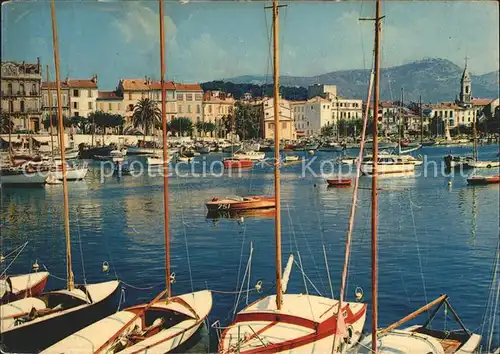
372;0;382;351
50;0;73;291
419;95;423;145
159;0;171;299
473;110;478;161
272;0;283;310
46;65;55;162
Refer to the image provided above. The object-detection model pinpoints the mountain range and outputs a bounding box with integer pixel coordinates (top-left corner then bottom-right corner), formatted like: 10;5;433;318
219;58;499;103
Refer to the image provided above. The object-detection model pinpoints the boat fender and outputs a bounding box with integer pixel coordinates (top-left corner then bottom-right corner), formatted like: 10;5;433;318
487;164;492;168
102;261;109;273
32;260;39;272
355;287;364;301
448;181;452;186
170;272;176;284
255;280;263;293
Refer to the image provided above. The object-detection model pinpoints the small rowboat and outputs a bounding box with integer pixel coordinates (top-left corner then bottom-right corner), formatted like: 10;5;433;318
467;175;500;185
327;178;352;187
1;272;50;304
223;158;253;169
206;196;275;211
284;155;299;162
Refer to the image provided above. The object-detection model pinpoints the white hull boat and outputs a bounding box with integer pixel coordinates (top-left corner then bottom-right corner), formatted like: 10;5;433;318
1;169;48;186
465;160;500;169
233;151;265;161
284;155;299;162
399;154;423;166
219;294;367;353
360;155;415;176
49;166;88;181
43;290;212;354
147;155;172;166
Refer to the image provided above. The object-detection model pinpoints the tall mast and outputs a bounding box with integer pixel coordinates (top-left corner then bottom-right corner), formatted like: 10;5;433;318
419;95;423;145
473;112;478;161
371;0;382;351
46;65;55;162
159;0;171;299
50;0;73;291
272;0;283;310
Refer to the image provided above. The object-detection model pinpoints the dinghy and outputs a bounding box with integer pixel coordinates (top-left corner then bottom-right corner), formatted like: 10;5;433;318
206;196;275;211
467;175;500;185
0;272;50;304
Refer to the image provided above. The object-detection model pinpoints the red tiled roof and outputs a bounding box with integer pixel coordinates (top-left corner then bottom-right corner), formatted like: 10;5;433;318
120;79;175;91
42;81;69;89
290;100;307;104
429;103;460;109
97;91;123;100
472;98;492;106
174;83;202;92
67;79;97;88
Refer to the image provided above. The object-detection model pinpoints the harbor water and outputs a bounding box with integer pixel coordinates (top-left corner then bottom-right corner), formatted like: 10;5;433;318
1;145;499;351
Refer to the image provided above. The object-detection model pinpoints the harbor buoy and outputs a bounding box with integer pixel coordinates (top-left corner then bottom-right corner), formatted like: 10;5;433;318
32;260;40;272
355;287;364;301
0;255;4;263
447;181;452;186
102;261;110;273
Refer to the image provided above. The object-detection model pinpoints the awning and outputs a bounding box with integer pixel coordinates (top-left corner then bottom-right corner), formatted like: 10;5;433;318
1;137;23;144
32;136;53;143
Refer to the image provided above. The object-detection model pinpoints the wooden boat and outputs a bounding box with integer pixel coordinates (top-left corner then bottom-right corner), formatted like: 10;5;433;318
0;272;49;304
223;158;253;169
444;154;474;170
206;196;275;211
0;5;122;351
327;178;352;187
464;160;500;169
42;290;212;354
44;5;214;352
219;4;367;353
355;295;481;354
467;175;500;185
206;208;275;220
1;281;120;352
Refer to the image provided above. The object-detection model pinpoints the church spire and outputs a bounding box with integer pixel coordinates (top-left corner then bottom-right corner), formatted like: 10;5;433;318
459;56;472;105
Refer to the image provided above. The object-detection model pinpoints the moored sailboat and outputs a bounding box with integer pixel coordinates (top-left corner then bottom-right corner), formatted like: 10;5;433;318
0;272;50;304
43;2;212;352
0;2;120;351
219;3;366;353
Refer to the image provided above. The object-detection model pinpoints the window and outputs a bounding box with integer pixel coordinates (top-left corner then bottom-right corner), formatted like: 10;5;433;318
73;89;79;97
73;102;79;109
20;101;25;112
465;86;469;94
188;105;192;113
177;94;184;101
208;105;212;113
219;106;222;114
9;101;13;112
179;105;183;113
75;112;79;117
195;94;202;101
445;111;448;118
323;105;326;109
7;83;12;94
88;89;92;97
348;112;351;119
20;83;25;95
186;94;193;101
63;95;67;105
128;93;132;100
167;91;174;100
155;91;160;100
282;122;286;129
108;103;112;110
100;103;104;110
196;105;201;114
32;84;36;95
117;103;122;110
450;111;453;118
89;102;93;110
307;122;309;127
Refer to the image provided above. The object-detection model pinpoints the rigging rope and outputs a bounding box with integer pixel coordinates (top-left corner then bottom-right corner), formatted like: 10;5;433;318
0;241;28;277
75;206;87;286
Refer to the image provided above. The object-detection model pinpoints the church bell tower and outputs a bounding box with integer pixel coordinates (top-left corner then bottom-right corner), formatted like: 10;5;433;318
459;57;472;105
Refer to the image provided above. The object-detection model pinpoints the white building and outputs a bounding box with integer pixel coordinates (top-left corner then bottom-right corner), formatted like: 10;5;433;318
67;76;98;118
252;97;296;140
291;97;332;137
308;84;337;99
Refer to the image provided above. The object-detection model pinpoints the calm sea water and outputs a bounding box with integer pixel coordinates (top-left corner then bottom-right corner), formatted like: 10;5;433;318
1;145;499;351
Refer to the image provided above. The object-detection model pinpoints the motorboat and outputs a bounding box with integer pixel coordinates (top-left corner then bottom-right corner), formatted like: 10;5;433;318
467;175;500;185
223;158;253;169
233;151;266;161
327;178;352;187
1;165;49;186
360;155;415;176
206;195;275;211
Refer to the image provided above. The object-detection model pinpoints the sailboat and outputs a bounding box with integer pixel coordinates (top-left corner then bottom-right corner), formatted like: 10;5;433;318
219;2;366;353
223;113;253;169
354;1;481;352
0;2;120;352
463;112;500;169
42;2;212;352
395;88;423;165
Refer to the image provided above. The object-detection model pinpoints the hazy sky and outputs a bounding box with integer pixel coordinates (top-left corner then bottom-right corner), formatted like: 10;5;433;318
2;0;498;90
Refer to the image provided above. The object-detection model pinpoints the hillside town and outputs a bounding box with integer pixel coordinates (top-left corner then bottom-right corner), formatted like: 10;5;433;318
1;58;498;144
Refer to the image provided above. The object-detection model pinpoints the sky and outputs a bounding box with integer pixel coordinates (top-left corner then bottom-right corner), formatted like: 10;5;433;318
1;0;498;90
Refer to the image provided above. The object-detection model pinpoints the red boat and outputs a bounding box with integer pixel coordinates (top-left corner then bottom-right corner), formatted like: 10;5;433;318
400;140;410;147
223;158;253;169
206;196;275;211
467;175;500;185
327;178;352;187
0;271;49;304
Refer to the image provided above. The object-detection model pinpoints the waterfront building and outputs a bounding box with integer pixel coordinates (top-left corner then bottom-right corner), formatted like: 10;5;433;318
308;84;337;99
41;81;71;123
290;100;307;137
67;75;98;118
116;78;176;124
96;91;125;116
202;91;235;137
175;83;203;125
291;97;331;137
0;59;43;132
252;97;296;140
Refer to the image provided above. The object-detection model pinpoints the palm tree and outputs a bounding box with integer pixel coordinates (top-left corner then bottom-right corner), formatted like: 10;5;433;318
132;98;161;136
0;109;13;134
